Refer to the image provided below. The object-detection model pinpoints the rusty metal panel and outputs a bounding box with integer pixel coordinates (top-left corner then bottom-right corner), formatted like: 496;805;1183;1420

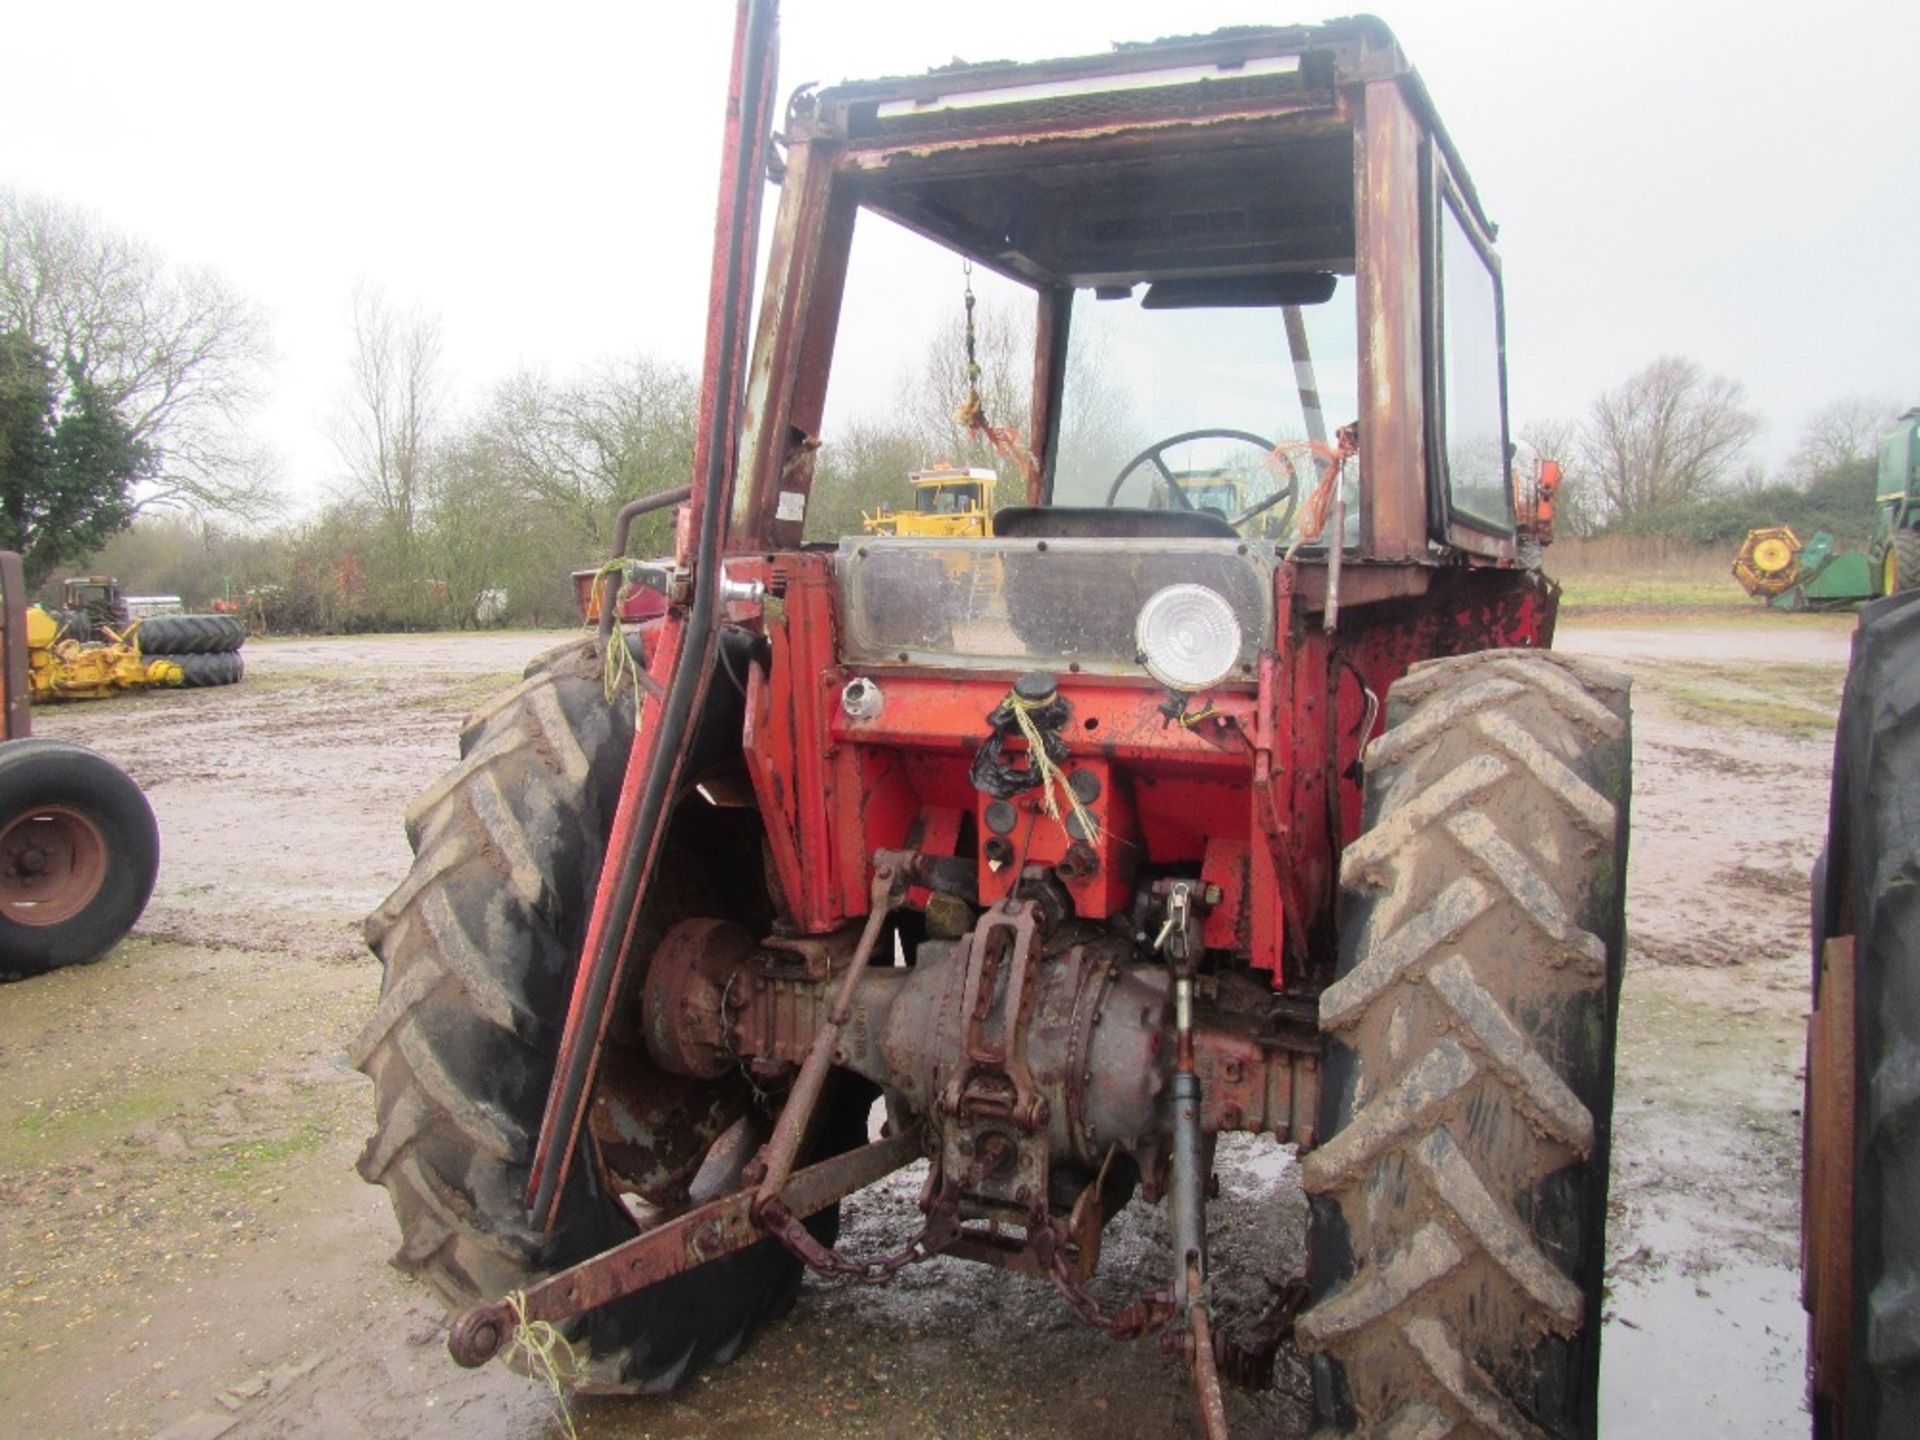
735;123;851;552
0;552;30;740
1354;78;1427;561
1804;935;1856;1426
1029;285;1072;506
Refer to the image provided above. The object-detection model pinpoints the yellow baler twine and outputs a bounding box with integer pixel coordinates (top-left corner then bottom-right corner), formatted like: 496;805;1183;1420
503;1289;582;1440
1002;688;1100;844
589;558;649;709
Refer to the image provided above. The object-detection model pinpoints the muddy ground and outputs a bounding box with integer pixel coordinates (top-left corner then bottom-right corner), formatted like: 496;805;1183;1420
0;618;1854;1439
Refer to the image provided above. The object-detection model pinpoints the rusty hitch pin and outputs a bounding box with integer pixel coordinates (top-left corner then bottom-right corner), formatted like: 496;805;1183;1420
752;860;904;1210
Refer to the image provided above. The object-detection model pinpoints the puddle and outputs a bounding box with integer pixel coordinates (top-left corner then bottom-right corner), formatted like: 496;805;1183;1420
1602;1217;1808;1437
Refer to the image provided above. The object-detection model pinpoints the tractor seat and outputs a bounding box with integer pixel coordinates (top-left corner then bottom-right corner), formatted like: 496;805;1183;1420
991;506;1238;541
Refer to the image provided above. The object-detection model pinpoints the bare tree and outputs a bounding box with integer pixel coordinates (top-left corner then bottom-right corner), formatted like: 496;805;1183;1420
334;284;442;544
1789;396;1903;483
1579;357;1761;523
0;187;276;518
479;354;698;552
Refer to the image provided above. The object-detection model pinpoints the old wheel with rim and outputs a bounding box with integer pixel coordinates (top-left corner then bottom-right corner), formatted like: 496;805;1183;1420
1;806;107;925
1300;648;1631;1436
351;637;860;1392
0;738;159;978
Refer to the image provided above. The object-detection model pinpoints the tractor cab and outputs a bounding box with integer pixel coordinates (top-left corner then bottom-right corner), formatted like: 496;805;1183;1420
739;19;1541;576
61;576;130;633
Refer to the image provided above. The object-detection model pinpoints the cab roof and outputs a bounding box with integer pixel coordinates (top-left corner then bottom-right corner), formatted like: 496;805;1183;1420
805;18;1490;291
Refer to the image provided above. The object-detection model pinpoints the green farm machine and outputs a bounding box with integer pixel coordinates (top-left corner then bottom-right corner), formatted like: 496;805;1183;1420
1734;407;1920;610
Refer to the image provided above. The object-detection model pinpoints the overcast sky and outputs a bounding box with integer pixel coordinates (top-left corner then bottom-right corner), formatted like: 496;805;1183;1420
3;0;1914;514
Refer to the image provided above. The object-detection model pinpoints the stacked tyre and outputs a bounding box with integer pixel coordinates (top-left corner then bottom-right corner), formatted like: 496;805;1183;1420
140;614;246;688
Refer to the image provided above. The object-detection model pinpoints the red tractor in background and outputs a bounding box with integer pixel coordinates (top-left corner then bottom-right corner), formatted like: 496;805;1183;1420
354;11;1629;1437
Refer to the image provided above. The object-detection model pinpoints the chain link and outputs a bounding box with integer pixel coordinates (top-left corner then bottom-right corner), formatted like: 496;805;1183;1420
759;1193;960;1285
1035;1222;1177;1339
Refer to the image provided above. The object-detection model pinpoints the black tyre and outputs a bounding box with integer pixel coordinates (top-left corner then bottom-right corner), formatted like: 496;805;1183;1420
152;652;244;688
1812;592;1920;1436
351;637;845;1391
0;738;159;979
1301;649;1632;1437
1886;529;1920;596
48;607;94;642
137;613;246;655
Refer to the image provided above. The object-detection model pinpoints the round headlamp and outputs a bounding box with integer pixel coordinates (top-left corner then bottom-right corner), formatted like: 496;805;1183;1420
1135;584;1241;692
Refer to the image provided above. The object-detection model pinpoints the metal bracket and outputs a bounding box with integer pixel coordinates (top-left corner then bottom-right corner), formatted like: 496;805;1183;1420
448;1130;922;1369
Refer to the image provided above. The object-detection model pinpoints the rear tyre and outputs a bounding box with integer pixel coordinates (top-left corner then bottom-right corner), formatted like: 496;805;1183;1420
137;614;246;655
0;739;159;979
351;637;840;1392
1301;649;1631;1437
1811;592;1920;1436
1887;530;1920;595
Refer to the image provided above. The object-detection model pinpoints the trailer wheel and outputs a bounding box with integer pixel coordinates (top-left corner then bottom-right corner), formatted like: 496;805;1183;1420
0;738;159;979
1808;592;1920;1436
1301;649;1631;1437
351;637;846;1392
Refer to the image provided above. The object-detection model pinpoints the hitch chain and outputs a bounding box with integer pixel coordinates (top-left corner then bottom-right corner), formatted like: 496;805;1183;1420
760;1186;961;1284
1034;1220;1177;1340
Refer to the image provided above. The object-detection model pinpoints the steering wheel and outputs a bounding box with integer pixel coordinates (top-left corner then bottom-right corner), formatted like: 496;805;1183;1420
1103;428;1304;533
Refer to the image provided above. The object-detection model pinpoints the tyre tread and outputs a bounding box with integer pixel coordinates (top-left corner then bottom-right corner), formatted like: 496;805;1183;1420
1305;649;1631;1436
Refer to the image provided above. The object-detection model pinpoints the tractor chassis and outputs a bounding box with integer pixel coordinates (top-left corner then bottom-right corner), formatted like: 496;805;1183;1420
450;854;1322;1427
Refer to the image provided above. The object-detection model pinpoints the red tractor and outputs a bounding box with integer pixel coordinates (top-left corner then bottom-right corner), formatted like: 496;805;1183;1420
354;11;1630;1437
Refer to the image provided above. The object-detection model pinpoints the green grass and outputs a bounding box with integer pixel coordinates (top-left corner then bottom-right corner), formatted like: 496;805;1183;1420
4;1089;178;1167
433;672;520;707
1631;657;1844;738
1660;686;1836;738
205;1116;332;1187
1557;570;1749;611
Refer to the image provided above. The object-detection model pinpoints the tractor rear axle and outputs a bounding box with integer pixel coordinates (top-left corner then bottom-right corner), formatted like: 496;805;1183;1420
448;852;1321;1415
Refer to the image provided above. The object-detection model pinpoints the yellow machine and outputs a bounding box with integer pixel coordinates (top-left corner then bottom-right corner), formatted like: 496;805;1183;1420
24;607;183;703
1160;470;1250;520
862;465;998;538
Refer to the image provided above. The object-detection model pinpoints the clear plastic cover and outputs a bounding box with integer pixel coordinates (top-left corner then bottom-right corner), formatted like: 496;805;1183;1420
835;537;1273;680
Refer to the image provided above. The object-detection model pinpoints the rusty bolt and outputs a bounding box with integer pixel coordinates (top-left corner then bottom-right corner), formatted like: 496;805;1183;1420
1221;1057;1245;1084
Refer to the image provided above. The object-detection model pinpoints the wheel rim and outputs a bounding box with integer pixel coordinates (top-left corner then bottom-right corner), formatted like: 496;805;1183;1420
0;807;108;926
